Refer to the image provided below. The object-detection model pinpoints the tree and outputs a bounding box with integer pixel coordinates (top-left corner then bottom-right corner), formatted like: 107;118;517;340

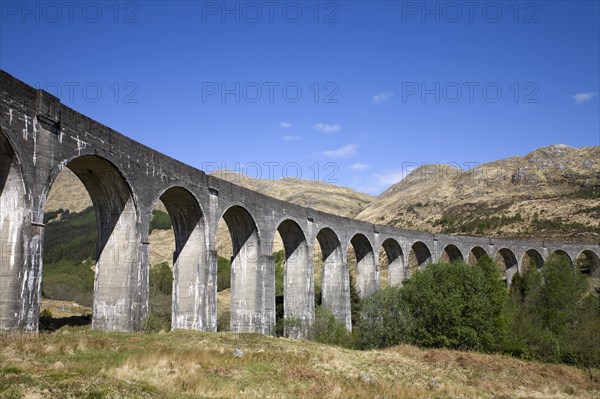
399;258;507;351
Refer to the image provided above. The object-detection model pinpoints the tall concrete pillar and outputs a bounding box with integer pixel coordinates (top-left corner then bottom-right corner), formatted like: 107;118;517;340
0;134;42;332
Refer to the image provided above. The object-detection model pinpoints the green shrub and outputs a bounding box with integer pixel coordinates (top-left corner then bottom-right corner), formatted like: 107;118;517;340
149;209;172;233
398;257;507;352
309;306;353;347
42;259;96;306
217;256;231;291
353;286;414;350
43;207;97;264
505;253;599;366
146;262;174;332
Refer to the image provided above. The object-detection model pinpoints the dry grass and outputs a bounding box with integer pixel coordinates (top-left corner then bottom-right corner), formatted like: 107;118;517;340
1;328;598;399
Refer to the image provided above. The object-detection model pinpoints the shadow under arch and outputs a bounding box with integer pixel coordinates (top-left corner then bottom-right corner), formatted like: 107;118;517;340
316;227;351;330
577;250;600;278
468;246;488;265
440;244;464;263
277;219;311;338
521;249;544;272
0;131;28;330
349;233;377;298
381;238;404;287
155;186;207;331
408;241;432;278
220;205;267;334
495;248;518;286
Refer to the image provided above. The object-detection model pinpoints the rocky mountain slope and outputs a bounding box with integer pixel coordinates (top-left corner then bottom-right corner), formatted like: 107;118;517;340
211;170;374;218
356;145;600;242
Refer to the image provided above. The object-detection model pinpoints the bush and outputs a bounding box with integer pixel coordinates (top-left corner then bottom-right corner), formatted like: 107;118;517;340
309;306;353;347
217;256;231;291
42;259;96;307
354;286;414;350
398;257;507;352
505;253;599;366
146;262;173;332
149;209;172;233
43;207;97;264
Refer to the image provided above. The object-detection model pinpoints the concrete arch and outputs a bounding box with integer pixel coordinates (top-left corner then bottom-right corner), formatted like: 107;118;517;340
468;246;488;265
220;205;269;333
495;248;519;286
277;219;312;338
408;241;432;277
315;227;350;330
577;250;600;278
440;244;464;263
153;186;208;331
381;238;404;287
349;233;377;298
521;249;544;272
0;131;29;330
45;154;144;331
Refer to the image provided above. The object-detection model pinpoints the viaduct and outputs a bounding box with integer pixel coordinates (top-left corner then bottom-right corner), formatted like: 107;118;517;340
1;70;599;335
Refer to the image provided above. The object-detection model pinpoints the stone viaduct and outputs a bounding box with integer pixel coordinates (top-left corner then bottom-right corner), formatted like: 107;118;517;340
1;70;599;335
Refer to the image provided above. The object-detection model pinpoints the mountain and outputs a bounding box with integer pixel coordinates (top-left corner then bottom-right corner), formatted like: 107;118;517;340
210;170;374;218
356;145;600;242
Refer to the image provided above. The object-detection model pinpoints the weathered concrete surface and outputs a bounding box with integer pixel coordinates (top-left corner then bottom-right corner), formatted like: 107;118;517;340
1;70;599;335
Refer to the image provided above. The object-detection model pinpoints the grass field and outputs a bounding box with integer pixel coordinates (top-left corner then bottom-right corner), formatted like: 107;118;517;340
1;327;598;399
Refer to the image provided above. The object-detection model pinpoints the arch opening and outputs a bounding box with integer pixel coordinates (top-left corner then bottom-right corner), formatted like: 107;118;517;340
468;246;488;266
408;241;432;278
495;248;518;286
440;244;464;263
349;234;377;299
219;205;267;334
577;250;600;278
0;133;27;330
315;228;351;330
41;168;95;330
276;220;311;338
41;155;143;331
521;249;544;273
149;187;206;331
381;238;404;287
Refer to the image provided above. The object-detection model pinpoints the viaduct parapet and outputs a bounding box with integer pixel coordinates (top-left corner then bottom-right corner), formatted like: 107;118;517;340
1;70;598;335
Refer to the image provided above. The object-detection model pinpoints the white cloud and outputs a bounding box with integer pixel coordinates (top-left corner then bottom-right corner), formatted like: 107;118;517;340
357;168;408;195
282;135;301;141
371;91;394;105
313;122;341;133
372;168;407;186
573;92;598;104
350;162;371;171
279;121;292;128
322;144;359;158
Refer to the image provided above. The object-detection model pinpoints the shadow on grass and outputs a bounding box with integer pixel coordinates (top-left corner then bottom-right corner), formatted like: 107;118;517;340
39;315;92;332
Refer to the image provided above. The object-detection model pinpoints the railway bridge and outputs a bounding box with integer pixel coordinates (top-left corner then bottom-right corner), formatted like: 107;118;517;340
1;70;598;334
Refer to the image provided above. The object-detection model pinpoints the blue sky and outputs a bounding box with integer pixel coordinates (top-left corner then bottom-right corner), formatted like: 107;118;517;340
1;1;598;195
